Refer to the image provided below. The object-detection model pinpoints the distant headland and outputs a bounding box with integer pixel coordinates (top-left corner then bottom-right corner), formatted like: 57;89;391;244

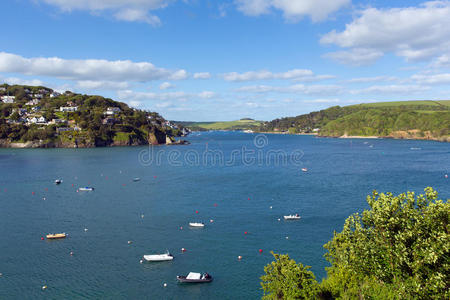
0;84;189;148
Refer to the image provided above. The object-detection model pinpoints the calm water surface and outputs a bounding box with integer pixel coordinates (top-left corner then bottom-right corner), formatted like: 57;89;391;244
0;132;448;299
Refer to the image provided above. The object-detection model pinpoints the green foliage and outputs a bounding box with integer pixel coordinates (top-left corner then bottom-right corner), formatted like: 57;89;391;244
261;188;449;300
261;252;318;299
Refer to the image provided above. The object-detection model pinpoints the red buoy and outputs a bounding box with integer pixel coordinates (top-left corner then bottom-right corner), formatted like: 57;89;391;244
248;197;250;200
32;192;35;195
259;249;263;253
181;248;186;252
45;188;48;191
244;231;248;235
41;237;44;240
214;203;218;207
195;210;199;214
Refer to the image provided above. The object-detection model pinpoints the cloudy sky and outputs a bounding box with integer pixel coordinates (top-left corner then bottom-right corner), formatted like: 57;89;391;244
1;0;450;120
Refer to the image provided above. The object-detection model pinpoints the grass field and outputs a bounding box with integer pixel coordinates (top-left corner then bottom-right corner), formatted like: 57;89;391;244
353;100;450;108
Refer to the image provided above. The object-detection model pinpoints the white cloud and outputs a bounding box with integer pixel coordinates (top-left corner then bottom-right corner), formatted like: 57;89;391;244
223;69;332;82
159;81;175;90
0;52;188;82
117;89;216;102
321;2;450;64
40;0;172;25
193;72;211;79
344;76;398;83
235;0;350;22
236;83;343;95
76;80;129;90
411;73;450;84
129;100;142;107
351;84;430;94
323;48;383;66
2;77;44;86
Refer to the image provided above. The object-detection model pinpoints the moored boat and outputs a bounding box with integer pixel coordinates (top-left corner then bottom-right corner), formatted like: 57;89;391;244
133;178;141;182
54;179;62;185
189;222;205;228
79;187;95;191
177;272;213;283
143;251;174;262
284;214;301;220
301;168;308;172
46;233;66;239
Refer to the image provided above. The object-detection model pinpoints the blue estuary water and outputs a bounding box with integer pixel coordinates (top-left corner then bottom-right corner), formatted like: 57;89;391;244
0;132;448;299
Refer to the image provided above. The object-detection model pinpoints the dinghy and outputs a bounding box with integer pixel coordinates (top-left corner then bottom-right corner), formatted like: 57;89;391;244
142;251;174;262
54;179;62;185
46;233;66;239
79;187;95;191
177;272;213;283
284;214;301;220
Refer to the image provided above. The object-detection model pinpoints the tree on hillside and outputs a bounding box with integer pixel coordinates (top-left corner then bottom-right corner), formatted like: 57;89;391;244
261;187;449;299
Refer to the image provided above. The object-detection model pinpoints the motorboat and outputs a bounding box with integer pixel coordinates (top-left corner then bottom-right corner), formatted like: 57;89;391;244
54;179;62;185
133;178;141;182
142;250;174;262
189;222;205;228
301;168;308;172
46;233;66;239
78;187;95;191
284;214;301;220
177;272;213;283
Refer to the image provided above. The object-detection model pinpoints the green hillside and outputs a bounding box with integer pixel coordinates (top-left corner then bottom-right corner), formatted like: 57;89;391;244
177;119;263;131
259;100;450;141
0;83;186;147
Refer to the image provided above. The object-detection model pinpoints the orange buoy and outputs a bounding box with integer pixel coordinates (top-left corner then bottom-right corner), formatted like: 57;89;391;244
238;255;242;260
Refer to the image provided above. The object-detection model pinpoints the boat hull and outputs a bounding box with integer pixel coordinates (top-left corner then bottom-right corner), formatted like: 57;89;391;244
143;255;173;262
177;276;213;283
46;233;66;239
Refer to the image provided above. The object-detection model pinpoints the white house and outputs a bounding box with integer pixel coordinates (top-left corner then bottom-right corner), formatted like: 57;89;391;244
105;107;121;115
26;99;40;106
33;94;43;99
50;92;61;98
60;106;78;112
0;87;6;92
1;96;15;103
29;117;38;124
37;116;46;124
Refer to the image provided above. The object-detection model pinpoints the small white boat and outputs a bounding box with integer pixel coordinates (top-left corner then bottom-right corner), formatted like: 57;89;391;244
143;251;174;262
189;222;205;228
54;179;62;185
78;187;95;191
284;214;301;220
301;168;308;172
177;272;213;283
133;178;141;182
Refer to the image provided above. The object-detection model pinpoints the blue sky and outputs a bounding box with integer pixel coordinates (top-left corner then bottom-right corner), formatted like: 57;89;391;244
1;0;450;121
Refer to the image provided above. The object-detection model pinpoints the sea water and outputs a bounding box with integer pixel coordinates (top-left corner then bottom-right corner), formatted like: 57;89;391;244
0;132;448;299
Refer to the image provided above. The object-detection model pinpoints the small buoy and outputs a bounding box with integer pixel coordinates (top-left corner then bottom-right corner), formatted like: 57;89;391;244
244;231;248;235
42;197;46;201
84;228;88;232
210;219;214;223
127;240;132;244
270;206;272;209
214;203;218;207
70;251;74;255
72;184;74;187
238;255;242;260
181;248;186;252
286;236;289;240
163;283;167;287
0;272;2;277
154;176;157;179
277;218;281;221
180;226;183;230
41;237;44;240
259;249;263;253
42;285;47;290
248;197;250;200
140;260;143;264
122;184;126;186
45;188;48;191
195;210;199;214
445;174;448;178
141;214;144;218
32;192;35;195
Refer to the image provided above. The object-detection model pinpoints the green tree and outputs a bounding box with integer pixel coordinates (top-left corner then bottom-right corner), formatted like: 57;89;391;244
261;252;318;299
261;188;449;299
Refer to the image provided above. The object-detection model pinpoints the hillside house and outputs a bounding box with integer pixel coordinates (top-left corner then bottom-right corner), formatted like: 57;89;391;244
1;96;15;103
60;106;78;112
26;99;40;106
105;107;121;115
50;92;61;98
